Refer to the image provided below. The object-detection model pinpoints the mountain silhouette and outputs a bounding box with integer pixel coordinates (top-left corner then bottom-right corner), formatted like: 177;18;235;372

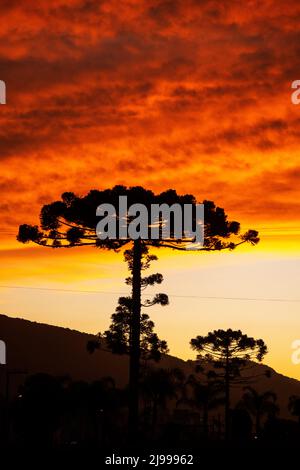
1;313;299;421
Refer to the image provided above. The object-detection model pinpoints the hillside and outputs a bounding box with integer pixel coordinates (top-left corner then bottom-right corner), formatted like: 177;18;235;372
0;314;300;420
0;313;190;388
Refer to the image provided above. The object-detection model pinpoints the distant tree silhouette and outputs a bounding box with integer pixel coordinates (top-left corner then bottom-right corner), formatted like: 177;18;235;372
87;377;125;446
140;367;185;435
231;408;252;441
15;373;64;447
87;246;169;362
238;387;278;437
288;395;300;425
63;379;90;444
190;329;267;440
179;373;224;438
17;185;259;438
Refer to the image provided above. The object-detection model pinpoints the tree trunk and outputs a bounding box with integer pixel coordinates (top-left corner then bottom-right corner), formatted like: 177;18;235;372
152;395;158;437
255;411;261;437
225;347;230;441
128;239;142;440
203;406;209;439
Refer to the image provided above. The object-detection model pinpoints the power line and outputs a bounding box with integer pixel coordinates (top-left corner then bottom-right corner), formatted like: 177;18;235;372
0;285;126;295
0;284;299;302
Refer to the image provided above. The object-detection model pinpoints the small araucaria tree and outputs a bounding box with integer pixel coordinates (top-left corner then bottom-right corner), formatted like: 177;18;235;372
17;185;259;437
190;329;268;440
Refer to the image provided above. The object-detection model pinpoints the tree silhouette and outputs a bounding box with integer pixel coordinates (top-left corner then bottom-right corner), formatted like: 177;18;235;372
238;386;278;437
87;377;124;446
288;395;300;425
140;367;185;435
17;185;259;437
87;245;169;362
15;373;64;447
179;373;224;438
87;296;169;361
190;329;267;440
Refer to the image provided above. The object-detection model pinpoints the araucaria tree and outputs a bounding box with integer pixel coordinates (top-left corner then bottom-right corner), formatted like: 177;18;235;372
17;185;259;437
190;329;267;440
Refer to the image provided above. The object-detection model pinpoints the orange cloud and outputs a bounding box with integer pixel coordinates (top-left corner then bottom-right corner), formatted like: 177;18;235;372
1;0;300;245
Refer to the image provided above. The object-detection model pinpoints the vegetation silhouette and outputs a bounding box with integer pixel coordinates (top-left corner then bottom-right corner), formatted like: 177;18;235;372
178;373;225;439
14;373;65;447
11;373;127;448
1;325;300;449
237;387;279;437
140;367;185;437
17;185;259;438
288;395;300;425
190;329;268;440
87;245;169;363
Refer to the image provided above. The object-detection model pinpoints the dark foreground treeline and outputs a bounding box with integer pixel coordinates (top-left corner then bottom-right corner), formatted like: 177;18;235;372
1;367;300;449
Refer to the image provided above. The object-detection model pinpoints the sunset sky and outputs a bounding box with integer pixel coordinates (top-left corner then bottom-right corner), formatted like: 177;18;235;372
0;0;300;378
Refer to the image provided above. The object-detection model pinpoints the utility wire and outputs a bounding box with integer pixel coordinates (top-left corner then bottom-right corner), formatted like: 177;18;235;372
0;285;299;302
